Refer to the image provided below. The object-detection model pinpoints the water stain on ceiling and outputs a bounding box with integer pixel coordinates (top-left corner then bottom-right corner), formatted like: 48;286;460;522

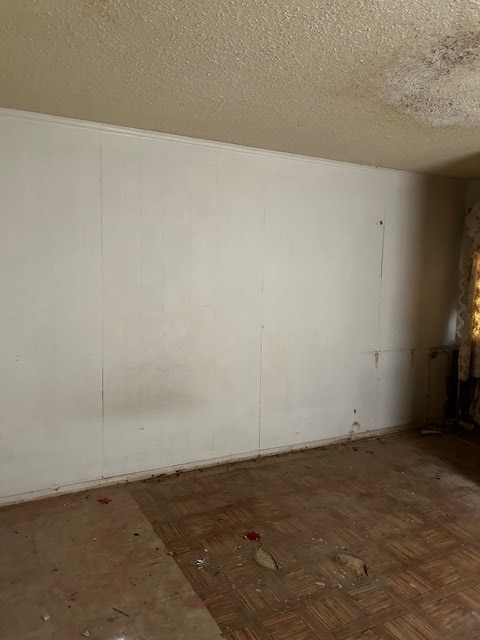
382;30;480;127
1;0;480;178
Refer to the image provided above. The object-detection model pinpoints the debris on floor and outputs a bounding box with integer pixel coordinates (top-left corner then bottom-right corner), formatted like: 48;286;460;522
112;607;129;617
41;613;50;621
420;419;456;436
125;431;480;638
244;530;261;541
81;630;90;637
254;548;279;570
97;497;112;505
194;556;209;570
334;552;368;578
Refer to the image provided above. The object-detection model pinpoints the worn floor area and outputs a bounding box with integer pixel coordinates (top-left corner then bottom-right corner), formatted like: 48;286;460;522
3;430;480;640
0;485;223;639
130;430;480;640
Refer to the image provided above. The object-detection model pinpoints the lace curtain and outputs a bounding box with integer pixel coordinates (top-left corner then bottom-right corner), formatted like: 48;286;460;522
457;202;480;422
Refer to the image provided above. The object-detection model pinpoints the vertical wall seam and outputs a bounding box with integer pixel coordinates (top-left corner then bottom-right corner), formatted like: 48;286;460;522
138;141;144;470
375;219;387;427
377;220;386;343
99;137;105;476
258;205;266;452
379;223;386;281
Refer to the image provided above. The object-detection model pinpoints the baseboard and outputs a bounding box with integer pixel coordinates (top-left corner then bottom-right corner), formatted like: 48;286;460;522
0;423;414;507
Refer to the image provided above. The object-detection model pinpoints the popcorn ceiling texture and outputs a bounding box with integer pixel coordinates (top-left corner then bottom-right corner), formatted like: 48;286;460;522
1;0;480;177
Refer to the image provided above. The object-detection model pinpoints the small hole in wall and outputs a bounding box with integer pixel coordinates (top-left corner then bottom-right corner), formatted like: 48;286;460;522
354;408;357;414
379;221;384;225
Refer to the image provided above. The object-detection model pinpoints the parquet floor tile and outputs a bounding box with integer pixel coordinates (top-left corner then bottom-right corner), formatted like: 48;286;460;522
130;429;480;639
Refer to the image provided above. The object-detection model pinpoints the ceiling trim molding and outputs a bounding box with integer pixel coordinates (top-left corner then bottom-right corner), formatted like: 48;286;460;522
0;107;441;180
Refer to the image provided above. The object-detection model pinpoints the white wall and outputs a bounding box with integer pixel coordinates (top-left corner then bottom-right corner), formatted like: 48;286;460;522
0;110;466;501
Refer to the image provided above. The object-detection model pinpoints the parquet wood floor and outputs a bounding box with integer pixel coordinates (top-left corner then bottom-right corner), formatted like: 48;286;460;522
130;430;480;639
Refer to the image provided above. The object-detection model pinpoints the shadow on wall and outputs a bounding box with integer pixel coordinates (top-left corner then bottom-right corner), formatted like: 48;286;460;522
376;175;465;430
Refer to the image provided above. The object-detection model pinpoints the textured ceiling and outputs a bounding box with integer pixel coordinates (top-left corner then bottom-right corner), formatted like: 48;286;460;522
1;0;480;177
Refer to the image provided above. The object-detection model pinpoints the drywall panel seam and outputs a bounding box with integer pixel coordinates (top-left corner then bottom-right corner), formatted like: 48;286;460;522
377;219;386;345
138;141;145;471
258;206;266;451
374;219;387;430
99;136;105;476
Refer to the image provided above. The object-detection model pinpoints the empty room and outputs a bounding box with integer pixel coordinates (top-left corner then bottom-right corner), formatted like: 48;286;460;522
3;1;480;639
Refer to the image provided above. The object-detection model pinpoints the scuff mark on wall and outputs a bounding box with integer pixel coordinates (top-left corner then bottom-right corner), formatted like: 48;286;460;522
350;421;361;437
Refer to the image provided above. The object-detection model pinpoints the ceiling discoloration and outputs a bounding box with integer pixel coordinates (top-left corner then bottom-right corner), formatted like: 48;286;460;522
382;28;480;127
1;0;480;177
